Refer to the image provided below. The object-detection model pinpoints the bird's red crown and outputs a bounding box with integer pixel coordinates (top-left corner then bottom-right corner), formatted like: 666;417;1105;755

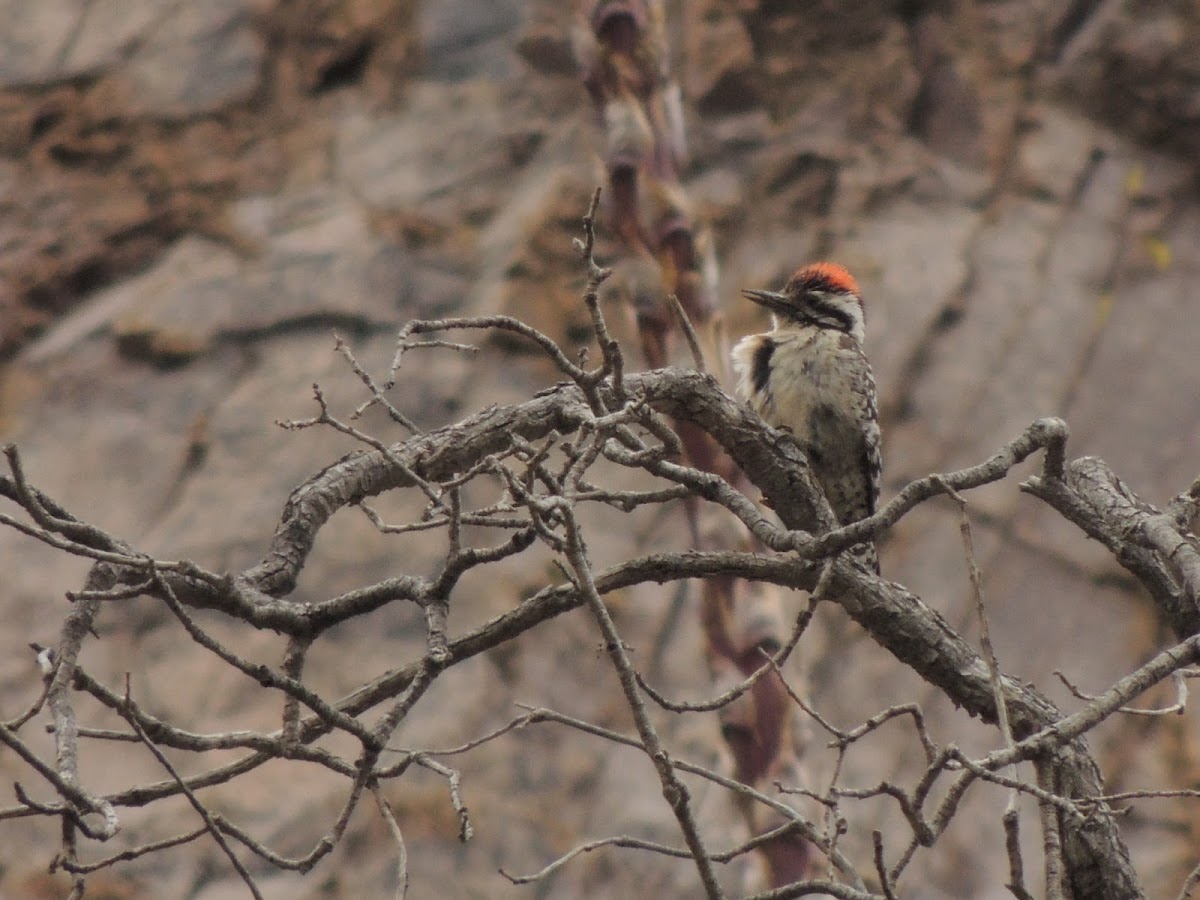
787;262;860;298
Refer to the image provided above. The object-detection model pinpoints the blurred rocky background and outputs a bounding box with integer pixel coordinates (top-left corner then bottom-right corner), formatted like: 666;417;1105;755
1;0;1198;897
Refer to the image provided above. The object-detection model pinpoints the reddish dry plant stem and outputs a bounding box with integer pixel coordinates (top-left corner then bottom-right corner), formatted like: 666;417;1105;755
579;0;807;886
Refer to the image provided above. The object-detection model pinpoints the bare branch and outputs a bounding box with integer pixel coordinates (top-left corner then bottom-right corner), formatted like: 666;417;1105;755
559;506;726;898
515;704;864;886
668;293;707;373
1025;457;1200;637
1054;667;1194;717
371;783;409;900
335;334;421;433
60;827;208;874
799;417;1070;560
638;601;816;713
121;675;264;900
1003;807;1035;900
873;830;897;900
389;316;586;389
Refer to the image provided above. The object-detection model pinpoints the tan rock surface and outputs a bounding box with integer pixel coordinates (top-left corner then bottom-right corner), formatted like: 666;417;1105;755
1;1;1199;897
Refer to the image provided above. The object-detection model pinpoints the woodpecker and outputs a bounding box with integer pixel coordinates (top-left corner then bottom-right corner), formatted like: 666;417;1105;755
731;262;881;572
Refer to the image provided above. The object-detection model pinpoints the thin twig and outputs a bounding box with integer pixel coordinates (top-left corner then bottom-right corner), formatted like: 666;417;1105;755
1054;667;1194;716
120;675;264;900
638;601;815;713
1176;857;1200;900
388;317;585;389
281;634;312;741
795;418;1069;559
500;819;804;885
277;383;446;510
217;769;371;872
559;507;725;899
372;783;409;900
413;755;473;842
515;704;864;886
873;831;897;900
150;568;377;748
944;483;1021;821
60;827;209;874
1003;807;1035;900
334;334;422;433
668;293;707;373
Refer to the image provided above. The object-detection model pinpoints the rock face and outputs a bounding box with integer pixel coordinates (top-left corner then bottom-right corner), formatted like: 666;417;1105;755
1;1;1199;898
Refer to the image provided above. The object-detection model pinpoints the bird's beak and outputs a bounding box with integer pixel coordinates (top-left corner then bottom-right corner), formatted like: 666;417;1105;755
741;288;790;315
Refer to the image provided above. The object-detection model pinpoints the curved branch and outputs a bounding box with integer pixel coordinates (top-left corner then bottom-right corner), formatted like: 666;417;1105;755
1025;456;1200;638
242;368;826;598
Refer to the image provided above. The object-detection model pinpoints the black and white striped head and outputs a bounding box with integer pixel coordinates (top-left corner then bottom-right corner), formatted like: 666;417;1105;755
742;262;866;346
